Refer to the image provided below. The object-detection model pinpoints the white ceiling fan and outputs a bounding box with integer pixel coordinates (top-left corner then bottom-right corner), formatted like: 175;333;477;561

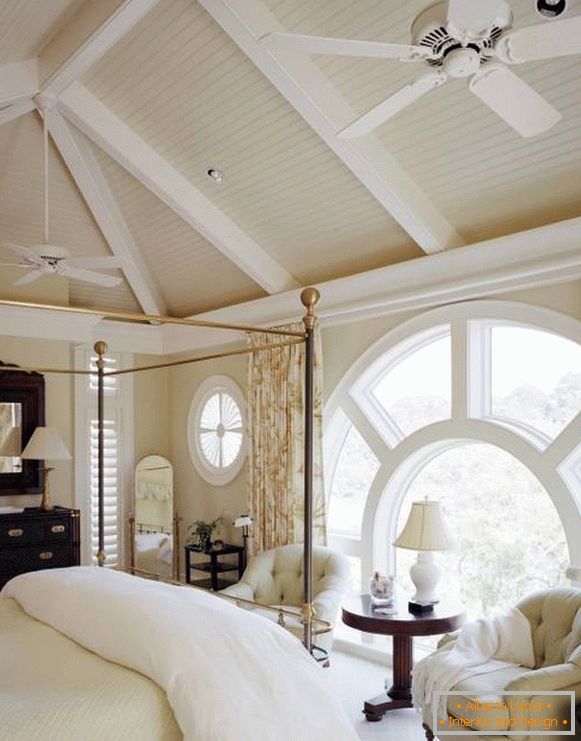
260;0;581;139
0;115;124;288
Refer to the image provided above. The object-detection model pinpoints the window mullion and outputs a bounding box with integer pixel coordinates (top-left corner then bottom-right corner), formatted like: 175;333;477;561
451;319;468;420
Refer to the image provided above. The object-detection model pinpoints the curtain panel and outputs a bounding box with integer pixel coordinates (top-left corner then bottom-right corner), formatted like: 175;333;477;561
247;323;326;554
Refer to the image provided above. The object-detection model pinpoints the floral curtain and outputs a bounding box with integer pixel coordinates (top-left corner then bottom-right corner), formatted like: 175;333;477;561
247;323;326;554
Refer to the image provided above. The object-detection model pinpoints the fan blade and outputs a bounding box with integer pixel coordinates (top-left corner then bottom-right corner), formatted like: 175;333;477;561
13;270;44;286
2;242;44;265
447;0;509;36
61;266;123;287
338;72;447;139
496;15;581;64
0;262;30;268
64;256;124;269
469;65;561;137
259;32;431;61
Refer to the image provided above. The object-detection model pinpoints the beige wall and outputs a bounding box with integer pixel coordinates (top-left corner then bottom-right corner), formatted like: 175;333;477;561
0;336;74;509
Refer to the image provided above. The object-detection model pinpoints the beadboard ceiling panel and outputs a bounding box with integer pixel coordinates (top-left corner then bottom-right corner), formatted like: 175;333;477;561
82;0;421;284
265;0;581;243
90;141;266;317
0;113;139;312
0;0;83;65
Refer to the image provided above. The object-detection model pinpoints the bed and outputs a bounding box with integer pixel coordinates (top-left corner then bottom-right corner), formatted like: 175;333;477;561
0;288;348;740
0;567;357;741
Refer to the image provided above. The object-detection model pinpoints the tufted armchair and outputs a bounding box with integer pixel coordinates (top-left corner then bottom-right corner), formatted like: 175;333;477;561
220;544;350;658
422;588;581;741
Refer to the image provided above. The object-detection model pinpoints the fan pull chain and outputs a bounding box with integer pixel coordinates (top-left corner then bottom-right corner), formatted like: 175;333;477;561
43;114;49;245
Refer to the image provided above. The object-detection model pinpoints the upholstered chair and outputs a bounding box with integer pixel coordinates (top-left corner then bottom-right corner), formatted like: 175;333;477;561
422;588;581;741
220;544;350;659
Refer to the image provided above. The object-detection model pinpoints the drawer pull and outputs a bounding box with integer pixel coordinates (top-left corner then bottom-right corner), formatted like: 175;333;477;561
8;529;23;538
39;551;54;561
51;525;66;534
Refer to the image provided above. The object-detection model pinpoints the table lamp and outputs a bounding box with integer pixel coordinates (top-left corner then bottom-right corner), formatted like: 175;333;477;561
21;426;71;511
234;514;253;559
393;498;454;609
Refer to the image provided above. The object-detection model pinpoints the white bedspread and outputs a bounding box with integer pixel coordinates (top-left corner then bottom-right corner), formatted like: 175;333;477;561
412;607;535;720
2;567;357;741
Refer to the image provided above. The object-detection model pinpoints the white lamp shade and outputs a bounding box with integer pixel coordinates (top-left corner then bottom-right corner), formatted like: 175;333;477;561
394;499;454;551
234;515;253;528
0;426;21;456
21;426;71;461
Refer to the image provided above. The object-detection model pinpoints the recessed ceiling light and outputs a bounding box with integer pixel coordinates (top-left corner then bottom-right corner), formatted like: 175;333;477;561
207;168;224;183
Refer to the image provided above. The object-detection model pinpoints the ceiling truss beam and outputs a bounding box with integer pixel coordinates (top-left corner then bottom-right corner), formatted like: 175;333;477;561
40;0;161;98
199;0;463;255
59;82;299;295
46;109;166;315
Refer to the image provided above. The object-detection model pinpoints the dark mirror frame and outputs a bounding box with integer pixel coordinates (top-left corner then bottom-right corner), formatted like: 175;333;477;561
0;362;45;495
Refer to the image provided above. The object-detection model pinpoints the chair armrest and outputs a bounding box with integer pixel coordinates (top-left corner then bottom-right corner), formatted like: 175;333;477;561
313;588;342;623
219;582;255;601
505;663;581;693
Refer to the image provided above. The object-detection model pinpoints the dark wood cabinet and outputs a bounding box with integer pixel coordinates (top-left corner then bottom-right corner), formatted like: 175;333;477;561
0;506;80;590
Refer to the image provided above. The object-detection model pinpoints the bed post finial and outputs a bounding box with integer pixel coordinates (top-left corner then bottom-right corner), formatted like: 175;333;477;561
300;287;320;331
94;340;108;358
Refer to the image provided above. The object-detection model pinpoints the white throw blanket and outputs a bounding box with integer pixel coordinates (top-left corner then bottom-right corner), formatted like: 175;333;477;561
412;607;535;720
2;567;357;741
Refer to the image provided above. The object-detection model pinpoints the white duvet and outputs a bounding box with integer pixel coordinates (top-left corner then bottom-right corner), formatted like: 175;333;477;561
2;567;357;741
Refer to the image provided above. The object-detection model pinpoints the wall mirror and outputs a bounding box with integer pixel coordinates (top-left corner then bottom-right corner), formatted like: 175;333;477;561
133;455;174;578
0;363;45;494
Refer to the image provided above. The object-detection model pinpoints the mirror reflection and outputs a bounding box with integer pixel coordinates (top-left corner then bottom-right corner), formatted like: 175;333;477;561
134;455;174;578
0;403;22;473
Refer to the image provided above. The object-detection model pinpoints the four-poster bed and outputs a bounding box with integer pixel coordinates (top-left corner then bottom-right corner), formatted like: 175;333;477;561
0;287;361;740
0;287;327;651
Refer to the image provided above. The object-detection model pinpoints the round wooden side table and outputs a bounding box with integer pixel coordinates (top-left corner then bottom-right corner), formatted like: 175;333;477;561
342;594;465;722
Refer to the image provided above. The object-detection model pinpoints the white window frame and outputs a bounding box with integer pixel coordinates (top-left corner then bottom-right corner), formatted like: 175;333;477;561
187;374;246;486
325;300;581;626
74;346;134;566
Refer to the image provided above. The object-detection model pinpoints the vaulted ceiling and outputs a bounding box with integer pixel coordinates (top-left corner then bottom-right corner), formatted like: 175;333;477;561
0;0;580;320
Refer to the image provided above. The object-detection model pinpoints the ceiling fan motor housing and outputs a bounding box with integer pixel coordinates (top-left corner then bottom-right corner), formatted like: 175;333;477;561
411;1;512;68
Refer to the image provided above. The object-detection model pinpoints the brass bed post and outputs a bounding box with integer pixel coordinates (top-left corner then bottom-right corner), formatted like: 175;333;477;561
300;287;320;654
95;341;107;568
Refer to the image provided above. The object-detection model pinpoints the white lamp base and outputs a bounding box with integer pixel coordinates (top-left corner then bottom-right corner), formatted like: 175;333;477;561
409;551;440;603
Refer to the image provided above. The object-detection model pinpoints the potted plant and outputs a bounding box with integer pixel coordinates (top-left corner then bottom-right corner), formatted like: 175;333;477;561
186;517;223;553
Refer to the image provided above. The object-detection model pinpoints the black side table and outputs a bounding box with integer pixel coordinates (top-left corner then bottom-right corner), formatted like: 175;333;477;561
184;543;244;591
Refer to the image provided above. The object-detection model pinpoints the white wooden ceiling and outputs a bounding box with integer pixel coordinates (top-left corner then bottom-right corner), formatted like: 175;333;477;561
0;0;579;319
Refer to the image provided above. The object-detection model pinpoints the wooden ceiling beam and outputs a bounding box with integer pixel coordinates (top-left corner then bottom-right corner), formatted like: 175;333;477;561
39;0;160;98
59;82;300;295
46;109;167;315
199;0;464;255
0;60;38;106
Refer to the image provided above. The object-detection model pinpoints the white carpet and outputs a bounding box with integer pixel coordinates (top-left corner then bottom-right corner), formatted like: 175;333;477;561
324;651;426;741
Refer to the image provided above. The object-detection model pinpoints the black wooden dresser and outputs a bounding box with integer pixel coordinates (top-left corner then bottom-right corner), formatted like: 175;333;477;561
0;506;80;590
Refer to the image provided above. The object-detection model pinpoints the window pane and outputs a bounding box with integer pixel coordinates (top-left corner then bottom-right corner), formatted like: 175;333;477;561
373;332;451;436
491;327;581;439
328;425;379;536
396;444;568;620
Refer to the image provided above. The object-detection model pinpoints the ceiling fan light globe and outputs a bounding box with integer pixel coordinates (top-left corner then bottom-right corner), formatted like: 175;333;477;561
443;47;481;77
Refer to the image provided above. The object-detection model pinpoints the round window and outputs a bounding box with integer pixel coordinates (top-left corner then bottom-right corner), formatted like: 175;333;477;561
187;375;246;485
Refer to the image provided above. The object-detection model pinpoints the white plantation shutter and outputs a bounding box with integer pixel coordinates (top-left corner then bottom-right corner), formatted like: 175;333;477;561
90;418;119;566
75;347;133;566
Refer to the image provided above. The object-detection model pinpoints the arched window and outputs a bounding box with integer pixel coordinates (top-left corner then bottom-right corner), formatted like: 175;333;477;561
326;302;580;638
188;375;246;485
